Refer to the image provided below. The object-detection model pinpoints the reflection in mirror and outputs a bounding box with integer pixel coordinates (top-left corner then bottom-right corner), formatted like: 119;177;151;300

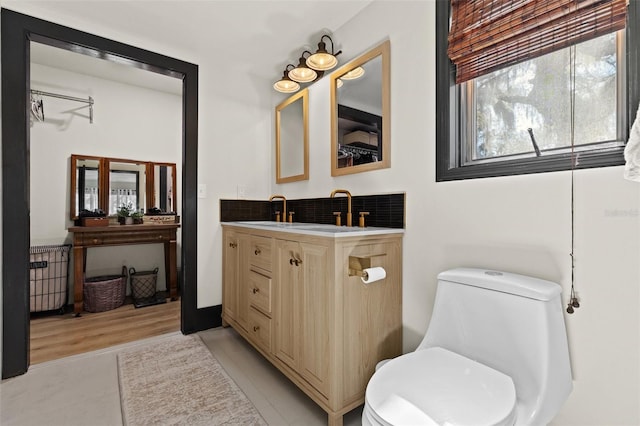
276;88;309;183
108;160;146;215
149;163;177;213
76;158;100;212
331;40;390;176
70;154;104;220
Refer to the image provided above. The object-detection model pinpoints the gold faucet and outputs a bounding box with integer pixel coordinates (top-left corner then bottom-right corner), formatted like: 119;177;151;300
330;189;352;226
269;195;286;222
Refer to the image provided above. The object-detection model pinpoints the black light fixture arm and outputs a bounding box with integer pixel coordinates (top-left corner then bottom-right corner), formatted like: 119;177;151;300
319;34;342;58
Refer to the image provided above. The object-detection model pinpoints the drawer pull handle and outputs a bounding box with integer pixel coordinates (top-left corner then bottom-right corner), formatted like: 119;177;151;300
254;248;261;255
252;288;259;294
229;242;237;248
289;257;302;266
253;326;260;332
92;238;99;244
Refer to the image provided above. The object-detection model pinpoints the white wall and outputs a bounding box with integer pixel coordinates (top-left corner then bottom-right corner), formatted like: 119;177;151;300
30;62;182;293
271;1;640;424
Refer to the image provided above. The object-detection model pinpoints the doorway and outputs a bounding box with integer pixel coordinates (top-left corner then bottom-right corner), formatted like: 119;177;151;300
1;9;214;379
28;40;183;364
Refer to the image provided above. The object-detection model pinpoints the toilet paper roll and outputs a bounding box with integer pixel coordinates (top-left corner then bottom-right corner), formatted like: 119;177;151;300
362;267;386;284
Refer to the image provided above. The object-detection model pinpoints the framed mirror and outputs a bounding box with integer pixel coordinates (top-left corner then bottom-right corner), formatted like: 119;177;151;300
330;40;390;176
70;154;105;220
107;159;146;215
147;162;177;213
276;88;309;183
69;155;177;219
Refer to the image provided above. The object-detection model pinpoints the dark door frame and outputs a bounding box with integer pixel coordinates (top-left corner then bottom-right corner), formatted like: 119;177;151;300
1;9;218;379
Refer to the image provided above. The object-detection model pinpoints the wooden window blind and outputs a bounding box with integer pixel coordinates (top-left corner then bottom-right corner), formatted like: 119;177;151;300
448;0;628;83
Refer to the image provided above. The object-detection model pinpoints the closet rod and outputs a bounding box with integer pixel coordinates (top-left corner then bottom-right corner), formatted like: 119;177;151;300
30;89;94;123
30;89;94;105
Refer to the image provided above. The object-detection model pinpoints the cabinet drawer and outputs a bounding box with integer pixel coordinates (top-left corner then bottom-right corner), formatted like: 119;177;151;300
250;235;272;272
79;231;169;246
248;307;271;352
248;269;272;316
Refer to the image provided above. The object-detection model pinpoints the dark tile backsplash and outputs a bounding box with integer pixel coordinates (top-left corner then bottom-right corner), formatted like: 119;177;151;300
220;193;405;228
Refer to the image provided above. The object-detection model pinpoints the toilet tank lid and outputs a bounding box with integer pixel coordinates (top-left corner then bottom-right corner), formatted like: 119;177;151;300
438;268;562;301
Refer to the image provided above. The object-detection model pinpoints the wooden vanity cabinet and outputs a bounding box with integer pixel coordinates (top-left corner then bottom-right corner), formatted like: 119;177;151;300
221;224;403;426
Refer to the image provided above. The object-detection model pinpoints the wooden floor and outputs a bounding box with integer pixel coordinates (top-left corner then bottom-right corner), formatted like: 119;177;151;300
29;299;181;365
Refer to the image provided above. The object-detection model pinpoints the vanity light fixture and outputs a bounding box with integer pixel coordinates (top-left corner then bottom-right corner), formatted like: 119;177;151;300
273;34;342;93
306;35;342;71
340;66;365;80
288;51;318;83
274;64;301;93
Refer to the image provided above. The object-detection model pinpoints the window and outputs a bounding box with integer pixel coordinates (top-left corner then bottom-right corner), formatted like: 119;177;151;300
468;32;622;162
436;1;640;181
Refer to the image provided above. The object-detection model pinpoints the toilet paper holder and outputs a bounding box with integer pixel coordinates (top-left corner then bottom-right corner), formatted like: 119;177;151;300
348;254;386;279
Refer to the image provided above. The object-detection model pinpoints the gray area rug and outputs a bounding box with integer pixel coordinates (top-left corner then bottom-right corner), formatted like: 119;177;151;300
117;334;267;425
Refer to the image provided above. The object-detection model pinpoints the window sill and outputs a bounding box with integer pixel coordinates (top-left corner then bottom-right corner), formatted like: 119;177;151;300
436;146;625;182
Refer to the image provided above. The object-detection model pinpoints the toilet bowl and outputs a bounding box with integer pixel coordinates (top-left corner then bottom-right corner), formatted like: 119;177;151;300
363;268;573;426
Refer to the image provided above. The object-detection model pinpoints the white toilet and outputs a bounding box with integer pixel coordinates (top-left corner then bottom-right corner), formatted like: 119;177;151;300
362;268;573;426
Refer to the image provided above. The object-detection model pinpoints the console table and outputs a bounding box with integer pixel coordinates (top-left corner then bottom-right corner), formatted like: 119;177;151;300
68;223;180;315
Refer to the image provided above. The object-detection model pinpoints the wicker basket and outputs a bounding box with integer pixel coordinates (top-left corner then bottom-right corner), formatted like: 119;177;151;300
129;267;159;300
83;266;126;313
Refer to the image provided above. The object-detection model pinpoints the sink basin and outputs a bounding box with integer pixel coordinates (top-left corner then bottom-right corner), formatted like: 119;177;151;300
225;221;404;237
235;221;310;228
301;225;363;232
236;222;360;232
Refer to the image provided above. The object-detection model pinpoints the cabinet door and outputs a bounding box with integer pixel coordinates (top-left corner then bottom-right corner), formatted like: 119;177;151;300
298;242;330;397
222;230;249;331
274;239;301;370
222;230;240;322
236;233;250;330
274;239;330;397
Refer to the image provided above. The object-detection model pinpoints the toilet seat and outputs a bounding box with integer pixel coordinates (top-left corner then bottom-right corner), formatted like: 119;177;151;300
365;347;517;426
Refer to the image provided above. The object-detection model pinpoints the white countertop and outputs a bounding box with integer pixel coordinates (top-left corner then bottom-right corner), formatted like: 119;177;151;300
222;221;404;238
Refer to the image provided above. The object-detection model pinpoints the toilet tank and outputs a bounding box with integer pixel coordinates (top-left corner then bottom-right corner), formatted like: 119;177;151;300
419;268;572;425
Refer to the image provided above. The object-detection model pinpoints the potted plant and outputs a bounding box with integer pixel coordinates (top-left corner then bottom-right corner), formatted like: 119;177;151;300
117;202;134;225
132;210;144;225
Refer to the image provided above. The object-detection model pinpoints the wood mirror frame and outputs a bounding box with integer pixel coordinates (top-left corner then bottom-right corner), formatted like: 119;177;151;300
330;40;390;176
275;88;309;183
107;158;147;215
146;162;178;212
70;154;106;219
70;154;177;219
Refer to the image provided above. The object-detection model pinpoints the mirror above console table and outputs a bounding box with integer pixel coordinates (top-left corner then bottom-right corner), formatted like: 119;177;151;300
70;154;177;220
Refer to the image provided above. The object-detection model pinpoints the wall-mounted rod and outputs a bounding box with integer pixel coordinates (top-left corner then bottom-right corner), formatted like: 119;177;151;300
30;89;94;123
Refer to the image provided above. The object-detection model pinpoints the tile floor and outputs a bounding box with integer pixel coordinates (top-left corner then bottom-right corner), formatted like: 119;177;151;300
0;327;363;426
